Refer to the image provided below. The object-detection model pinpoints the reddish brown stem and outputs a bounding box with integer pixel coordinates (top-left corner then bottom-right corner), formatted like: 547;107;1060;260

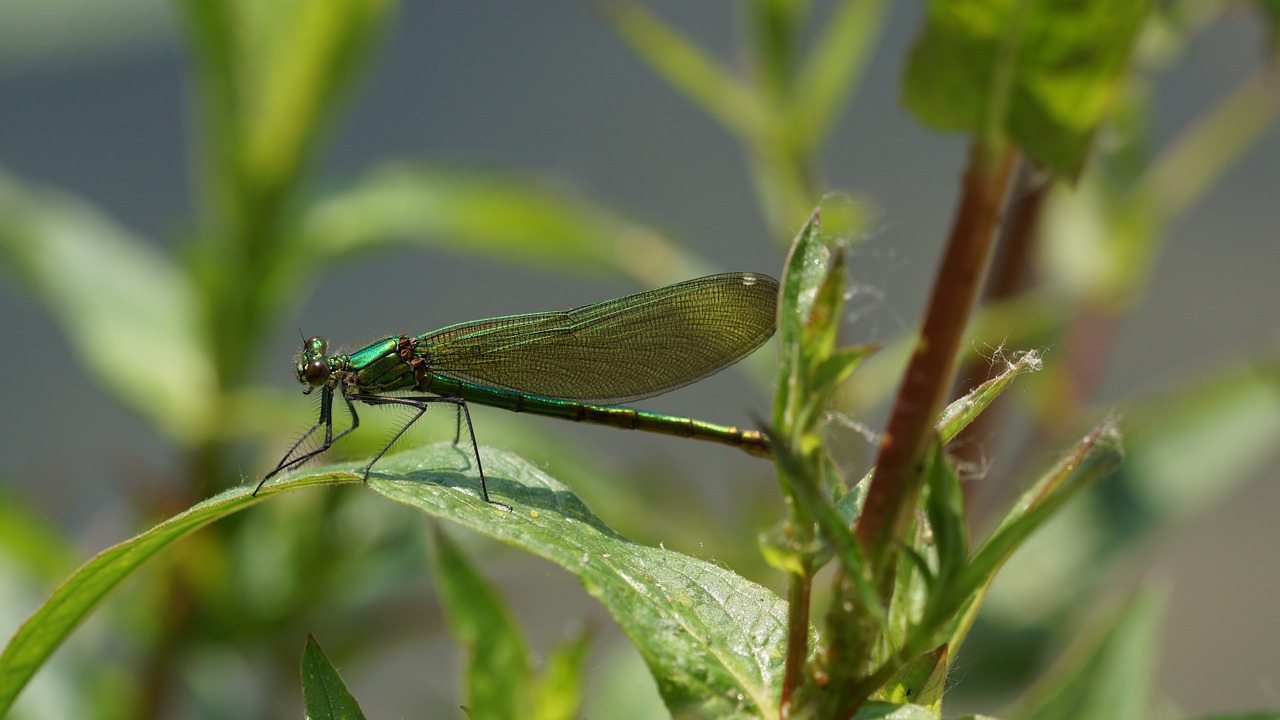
856;143;1016;580
779;575;811;717
953;164;1049;508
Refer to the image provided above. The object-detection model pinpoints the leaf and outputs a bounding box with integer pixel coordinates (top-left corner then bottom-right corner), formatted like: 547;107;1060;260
0;478;337;716
921;442;967;596
1260;0;1280;54
794;0;892;147
431;525;531;720
301;634;368;720
529;629;592;720
1123;356;1280;520
850;701;972;719
875;645;948;713
937;349;1043;443
299;164;699;285
599;0;764;143
179;0;393;194
0;171;215;442
1006;589;1164;720
958;419;1123;604
362;444;794;719
903;0;1151;178
0;488;75;582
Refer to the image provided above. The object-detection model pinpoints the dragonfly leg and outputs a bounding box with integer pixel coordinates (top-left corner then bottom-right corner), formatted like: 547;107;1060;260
349;394;511;512
255;383;361;495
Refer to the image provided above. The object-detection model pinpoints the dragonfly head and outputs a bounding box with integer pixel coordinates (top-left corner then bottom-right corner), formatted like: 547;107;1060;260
295;336;331;392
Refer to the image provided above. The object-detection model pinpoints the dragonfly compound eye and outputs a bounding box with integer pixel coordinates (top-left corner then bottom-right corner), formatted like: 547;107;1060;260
301;359;330;386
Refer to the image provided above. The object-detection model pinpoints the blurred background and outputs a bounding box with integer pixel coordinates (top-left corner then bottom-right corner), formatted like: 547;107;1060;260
0;1;1277;718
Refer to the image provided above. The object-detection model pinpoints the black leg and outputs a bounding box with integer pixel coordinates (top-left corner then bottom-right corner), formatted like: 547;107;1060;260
255;383;361;495
349;393;511;511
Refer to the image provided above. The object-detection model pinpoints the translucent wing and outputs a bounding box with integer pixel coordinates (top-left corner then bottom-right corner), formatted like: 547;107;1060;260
419;272;778;404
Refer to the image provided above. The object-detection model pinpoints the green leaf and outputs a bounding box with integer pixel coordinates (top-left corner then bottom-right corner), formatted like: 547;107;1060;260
1261;0;1280;54
921;441;967;595
0;488;75;582
794;0;891;147
529;629;592;720
851;700;984;719
431;525;531;720
600;0;764;143
903;0;1151;178
937;349;1043;443
1007;589;1164;720
179;0;393;194
359;444;793;719
959;419;1123;604
875;645;948;712
301;634;368;720
0;479;327;716
300;165;700;285
0;170;215;442
1123;356;1280;520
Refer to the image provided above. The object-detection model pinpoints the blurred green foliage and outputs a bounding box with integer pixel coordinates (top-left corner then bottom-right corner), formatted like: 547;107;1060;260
0;1;1277;718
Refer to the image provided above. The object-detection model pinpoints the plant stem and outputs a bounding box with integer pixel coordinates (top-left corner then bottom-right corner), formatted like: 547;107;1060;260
953;164;1049;511
856;142;1016;588
780;573;811;716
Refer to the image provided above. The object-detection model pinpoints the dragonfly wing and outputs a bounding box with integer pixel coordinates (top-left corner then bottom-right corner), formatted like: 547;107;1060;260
420;272;778;404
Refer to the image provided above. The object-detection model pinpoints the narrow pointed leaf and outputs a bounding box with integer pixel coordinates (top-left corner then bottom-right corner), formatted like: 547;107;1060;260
960;420;1123;601
432;525;530;720
876;645;948;712
0;481;315;716
302;634;368;720
794;0;891;146
529;629;592;720
1007;589;1164;720
301;165;698;283
937;349;1043;443
600;0;763;142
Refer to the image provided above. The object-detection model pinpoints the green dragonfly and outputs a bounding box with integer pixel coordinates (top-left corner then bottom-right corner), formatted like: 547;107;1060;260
257;272;779;509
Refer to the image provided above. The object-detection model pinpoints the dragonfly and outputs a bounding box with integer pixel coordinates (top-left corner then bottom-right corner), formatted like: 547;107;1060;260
256;272;779;509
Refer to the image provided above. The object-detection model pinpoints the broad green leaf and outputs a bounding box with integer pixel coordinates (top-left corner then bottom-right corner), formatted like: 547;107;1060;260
431;525;530;720
529;629;592;720
0;171;215;442
299;165;700;285
301;634;367;720
359;444;795;719
1007;589;1163;720
903;0;1151;178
